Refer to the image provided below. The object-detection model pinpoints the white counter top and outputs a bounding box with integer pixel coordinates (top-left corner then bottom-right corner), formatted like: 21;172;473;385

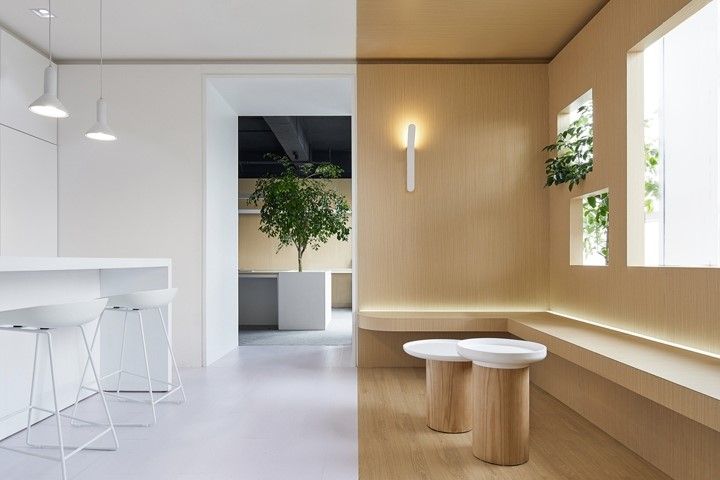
0;257;171;272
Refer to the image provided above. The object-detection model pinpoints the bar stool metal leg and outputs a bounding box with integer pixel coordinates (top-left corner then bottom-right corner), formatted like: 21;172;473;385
25;334;40;447
71;288;184;430
0;299;118;479
46;332;69;480
27;330;118;454
71;314;104;424
116;310;129;394
157;307;186;403
75;306;183;427
79;326;119;450
137;311;158;425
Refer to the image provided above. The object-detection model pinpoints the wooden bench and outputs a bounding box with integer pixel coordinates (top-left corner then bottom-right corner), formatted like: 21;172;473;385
358;310;720;433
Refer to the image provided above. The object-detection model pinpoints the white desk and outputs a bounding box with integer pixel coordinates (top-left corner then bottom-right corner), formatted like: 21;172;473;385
0;257;172;439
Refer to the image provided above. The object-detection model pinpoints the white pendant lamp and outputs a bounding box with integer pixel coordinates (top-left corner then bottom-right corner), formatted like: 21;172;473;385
85;0;116;141
29;0;69;118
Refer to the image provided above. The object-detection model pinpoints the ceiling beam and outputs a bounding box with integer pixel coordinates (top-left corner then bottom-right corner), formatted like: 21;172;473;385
263;117;311;162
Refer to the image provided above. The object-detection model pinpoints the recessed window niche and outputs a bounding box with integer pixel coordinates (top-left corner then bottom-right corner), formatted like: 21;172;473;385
627;0;719;267
570;189;609;266
557;89;593;135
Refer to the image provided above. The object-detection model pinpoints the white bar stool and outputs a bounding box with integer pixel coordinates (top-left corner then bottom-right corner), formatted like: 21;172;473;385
0;299;118;480
73;288;185;427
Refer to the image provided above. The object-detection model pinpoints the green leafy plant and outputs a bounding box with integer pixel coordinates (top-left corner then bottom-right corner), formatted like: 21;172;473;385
583;193;609;262
543;102;594;191
644;144;661;214
249;154;351;272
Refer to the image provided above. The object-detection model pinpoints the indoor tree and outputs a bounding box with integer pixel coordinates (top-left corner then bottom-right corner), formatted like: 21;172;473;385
249;154;351;272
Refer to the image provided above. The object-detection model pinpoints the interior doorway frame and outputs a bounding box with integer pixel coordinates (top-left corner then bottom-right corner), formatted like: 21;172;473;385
201;70;358;366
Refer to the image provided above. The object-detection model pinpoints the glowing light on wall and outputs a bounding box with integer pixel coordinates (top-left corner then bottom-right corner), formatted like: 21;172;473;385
406;123;416;192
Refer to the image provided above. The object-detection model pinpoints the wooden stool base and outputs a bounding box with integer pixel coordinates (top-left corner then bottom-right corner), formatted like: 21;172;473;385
426;360;472;433
472;364;530;465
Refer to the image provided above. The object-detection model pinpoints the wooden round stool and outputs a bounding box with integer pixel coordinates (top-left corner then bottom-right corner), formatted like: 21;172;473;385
457;338;547;466
403;339;472;433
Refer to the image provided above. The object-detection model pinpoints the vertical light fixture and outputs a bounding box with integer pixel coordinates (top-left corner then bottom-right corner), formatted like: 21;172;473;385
85;0;117;141
406;123;416;192
28;0;69;118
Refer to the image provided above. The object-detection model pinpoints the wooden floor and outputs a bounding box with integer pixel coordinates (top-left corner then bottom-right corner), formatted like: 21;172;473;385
359;368;671;480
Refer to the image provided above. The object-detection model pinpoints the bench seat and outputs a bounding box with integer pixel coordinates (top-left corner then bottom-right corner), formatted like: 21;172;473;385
358;310;720;432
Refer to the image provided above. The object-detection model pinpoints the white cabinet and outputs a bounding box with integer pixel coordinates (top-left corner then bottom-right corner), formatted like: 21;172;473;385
0;125;58;256
0;29;58;144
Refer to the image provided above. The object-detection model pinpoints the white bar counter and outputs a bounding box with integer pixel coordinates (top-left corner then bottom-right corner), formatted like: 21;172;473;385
0;257;172;439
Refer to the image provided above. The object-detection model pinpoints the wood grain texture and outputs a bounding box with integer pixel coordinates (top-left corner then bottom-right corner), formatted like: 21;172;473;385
547;0;720;354
508;313;720;432
331;272;352;308
472;365;530;466
359;367;671;479
358;311;516;332
425;360;472;433
357;0;609;60
532;353;720;480
357;64;549;313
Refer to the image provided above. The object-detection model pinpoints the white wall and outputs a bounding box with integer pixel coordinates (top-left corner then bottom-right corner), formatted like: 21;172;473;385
203;81;238;365
58;63;356;367
57;64;204;366
0;29;58;256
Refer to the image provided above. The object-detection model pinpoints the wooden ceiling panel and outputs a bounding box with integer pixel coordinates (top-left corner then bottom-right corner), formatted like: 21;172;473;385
357;0;609;61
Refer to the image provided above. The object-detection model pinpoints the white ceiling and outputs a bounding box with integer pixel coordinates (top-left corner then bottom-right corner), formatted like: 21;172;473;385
209;76;354;116
0;0;356;61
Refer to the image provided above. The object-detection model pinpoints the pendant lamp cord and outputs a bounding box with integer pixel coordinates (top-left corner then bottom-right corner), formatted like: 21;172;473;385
48;0;52;64
99;0;104;99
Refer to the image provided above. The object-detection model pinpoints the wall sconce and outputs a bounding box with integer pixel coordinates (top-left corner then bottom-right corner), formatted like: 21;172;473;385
406;123;416;192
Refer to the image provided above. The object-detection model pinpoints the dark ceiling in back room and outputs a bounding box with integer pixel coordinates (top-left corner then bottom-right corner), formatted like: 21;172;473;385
238;116;352;179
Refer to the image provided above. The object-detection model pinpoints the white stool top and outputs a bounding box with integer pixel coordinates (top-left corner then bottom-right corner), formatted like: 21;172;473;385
403;339;469;362
106;288;177;310
0;298;108;329
456;338;547;369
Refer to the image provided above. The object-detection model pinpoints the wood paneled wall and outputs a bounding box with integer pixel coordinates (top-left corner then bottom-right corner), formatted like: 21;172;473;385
546;0;720;353
357;64;549;313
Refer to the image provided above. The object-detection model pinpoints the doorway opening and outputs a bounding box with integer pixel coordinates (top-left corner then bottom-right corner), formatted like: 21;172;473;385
202;74;356;365
238;115;352;346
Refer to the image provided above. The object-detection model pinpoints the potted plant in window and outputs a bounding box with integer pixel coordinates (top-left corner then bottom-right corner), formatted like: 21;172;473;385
249;154;351;330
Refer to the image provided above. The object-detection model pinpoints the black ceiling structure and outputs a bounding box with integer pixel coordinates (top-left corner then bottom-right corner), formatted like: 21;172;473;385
238;116;351;178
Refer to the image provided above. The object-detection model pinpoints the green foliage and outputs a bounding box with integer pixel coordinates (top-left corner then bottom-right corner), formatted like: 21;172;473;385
644;144;661;214
543;102;660;264
543;103;594;191
249;154;351;272
583;192;609;262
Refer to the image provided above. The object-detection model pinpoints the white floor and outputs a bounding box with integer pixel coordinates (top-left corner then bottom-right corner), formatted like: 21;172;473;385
0;345;358;480
238;309;352;346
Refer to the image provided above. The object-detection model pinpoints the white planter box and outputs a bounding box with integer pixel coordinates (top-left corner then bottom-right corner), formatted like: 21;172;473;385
278;271;331;330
